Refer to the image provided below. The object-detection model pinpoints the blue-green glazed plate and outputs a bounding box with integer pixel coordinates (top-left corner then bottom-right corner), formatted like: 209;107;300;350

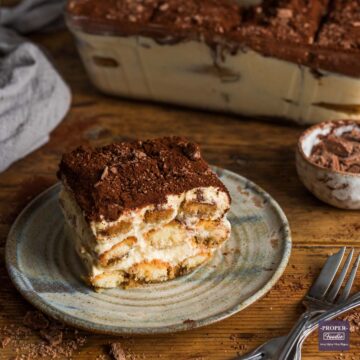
6;167;291;334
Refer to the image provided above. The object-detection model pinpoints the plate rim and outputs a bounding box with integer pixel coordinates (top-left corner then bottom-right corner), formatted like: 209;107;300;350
5;167;292;334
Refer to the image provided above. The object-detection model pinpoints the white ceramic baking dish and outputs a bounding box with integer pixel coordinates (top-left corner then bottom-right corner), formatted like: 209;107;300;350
66;11;360;125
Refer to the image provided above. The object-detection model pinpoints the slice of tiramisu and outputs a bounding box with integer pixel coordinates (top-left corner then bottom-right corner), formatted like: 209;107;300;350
58;137;231;289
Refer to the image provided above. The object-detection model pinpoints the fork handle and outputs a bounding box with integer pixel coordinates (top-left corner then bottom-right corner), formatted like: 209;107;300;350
234;314;314;360
277;311;322;360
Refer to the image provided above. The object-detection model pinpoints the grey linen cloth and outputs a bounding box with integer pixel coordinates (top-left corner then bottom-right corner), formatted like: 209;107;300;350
0;0;70;172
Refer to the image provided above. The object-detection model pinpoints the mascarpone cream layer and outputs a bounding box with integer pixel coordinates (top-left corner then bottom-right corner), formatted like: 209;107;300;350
59;185;230;255
59;184;231;281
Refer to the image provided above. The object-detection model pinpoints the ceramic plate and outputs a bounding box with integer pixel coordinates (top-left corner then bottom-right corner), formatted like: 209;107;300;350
6;167;291;334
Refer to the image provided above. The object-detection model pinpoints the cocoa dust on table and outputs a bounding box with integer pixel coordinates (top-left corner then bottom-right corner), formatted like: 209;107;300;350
0;310;86;360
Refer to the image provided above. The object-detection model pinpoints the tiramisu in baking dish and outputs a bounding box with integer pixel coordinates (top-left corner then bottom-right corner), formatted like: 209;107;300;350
58;137;231;289
66;0;360;124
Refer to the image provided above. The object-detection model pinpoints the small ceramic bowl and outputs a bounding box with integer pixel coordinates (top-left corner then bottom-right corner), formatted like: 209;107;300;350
296;120;360;210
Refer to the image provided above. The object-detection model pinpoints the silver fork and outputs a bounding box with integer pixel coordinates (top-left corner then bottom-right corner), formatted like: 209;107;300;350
235;291;360;360
237;247;360;360
291;250;360;360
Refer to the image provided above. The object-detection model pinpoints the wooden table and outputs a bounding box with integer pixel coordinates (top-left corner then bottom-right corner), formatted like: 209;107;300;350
0;30;359;360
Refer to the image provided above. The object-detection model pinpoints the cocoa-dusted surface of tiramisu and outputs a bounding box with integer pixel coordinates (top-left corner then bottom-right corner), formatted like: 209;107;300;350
309;0;360;76
238;0;329;45
58;137;230;221
309;126;360;173
149;0;242;35
232;0;329;65
67;0;241;36
67;0;326;43
317;0;360;51
66;0;360;76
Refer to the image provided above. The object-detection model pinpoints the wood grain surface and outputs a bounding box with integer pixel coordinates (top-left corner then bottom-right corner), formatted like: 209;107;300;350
0;30;359;360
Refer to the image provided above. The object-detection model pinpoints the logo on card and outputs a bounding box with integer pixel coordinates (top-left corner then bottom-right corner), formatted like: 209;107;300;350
319;320;350;351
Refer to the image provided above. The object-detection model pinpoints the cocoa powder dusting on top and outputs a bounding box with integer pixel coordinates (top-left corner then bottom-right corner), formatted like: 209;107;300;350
67;0;327;46
67;0;360;77
58;136;230;221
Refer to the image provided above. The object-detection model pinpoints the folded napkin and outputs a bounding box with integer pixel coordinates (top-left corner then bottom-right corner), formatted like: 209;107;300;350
0;0;70;172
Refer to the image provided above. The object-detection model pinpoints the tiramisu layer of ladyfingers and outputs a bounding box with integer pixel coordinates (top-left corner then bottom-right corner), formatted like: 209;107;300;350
66;0;360;124
58;137;231;289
